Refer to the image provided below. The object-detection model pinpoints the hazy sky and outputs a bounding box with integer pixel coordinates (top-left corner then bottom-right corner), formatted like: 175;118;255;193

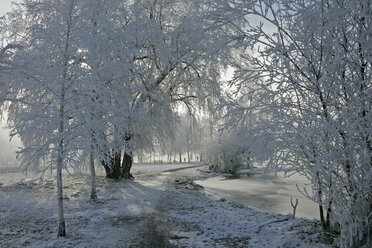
0;0;18;16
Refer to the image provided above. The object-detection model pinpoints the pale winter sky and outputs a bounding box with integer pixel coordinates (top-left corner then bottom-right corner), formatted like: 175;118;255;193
0;0;18;16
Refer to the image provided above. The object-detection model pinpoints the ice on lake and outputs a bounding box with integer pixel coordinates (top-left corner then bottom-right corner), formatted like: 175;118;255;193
196;168;319;219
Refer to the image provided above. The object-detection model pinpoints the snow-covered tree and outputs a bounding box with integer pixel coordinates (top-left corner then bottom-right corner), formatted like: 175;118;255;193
0;44;19;74
0;0;232;236
80;0;229;179
214;0;372;246
0;11;24;93
2;0;84;236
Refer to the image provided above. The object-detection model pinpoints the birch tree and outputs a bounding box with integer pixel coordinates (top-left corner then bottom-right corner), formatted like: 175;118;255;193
3;0;82;236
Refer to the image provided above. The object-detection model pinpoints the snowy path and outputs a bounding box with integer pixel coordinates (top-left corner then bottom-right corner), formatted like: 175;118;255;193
0;173;167;247
0;164;329;247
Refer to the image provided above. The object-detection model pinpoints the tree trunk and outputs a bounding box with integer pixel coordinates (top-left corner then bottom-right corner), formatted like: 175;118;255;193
57;80;66;237
101;152;121;179
57;152;66;237
179;151;182;163
57;94;66;237
97;129;112;177
187;135;191;163
319;204;328;231
316;171;328;232
121;150;133;179
111;151;121;179
90;150;97;200
56;0;74;237
101;159;111;177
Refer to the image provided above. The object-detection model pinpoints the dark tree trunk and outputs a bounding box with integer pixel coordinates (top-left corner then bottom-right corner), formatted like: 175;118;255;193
90;149;97;200
316;172;329;232
102;152;121;179
100;146;114;178
101;160;111;176
319;204;328;231
111;151;121;179
179;151;182;163
326;199;332;232
99;132;135;180
121;151;134;179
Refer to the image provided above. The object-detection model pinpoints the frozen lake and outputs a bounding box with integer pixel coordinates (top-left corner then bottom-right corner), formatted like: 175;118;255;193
196;168;319;219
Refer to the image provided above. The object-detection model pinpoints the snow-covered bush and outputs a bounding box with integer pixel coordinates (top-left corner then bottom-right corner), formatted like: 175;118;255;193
205;132;248;174
205;124;272;174
206;145;245;174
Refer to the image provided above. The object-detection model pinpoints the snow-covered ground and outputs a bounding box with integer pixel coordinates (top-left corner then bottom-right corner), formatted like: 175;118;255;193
0;163;330;247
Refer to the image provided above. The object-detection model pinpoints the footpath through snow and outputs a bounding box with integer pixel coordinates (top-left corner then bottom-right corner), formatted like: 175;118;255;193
0;163;330;247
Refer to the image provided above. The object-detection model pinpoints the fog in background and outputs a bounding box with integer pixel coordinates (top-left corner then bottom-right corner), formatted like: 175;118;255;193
1;1;20;166
0;1;21;16
0;118;20;166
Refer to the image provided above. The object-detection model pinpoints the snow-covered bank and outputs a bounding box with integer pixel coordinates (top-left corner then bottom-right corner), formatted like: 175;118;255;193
0;163;330;247
159;167;329;248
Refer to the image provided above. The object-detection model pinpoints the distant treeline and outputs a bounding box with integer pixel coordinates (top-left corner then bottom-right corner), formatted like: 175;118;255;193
0;166;21;174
